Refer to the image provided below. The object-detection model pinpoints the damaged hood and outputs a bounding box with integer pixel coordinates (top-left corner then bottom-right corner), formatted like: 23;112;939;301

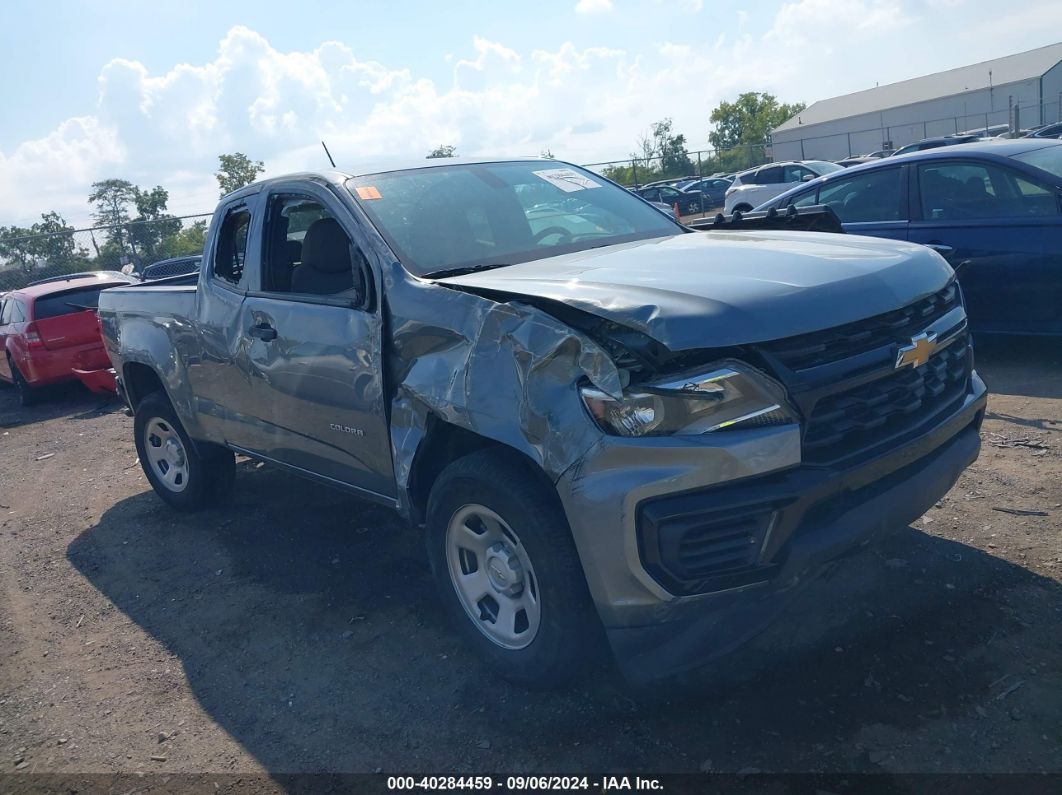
436;231;954;350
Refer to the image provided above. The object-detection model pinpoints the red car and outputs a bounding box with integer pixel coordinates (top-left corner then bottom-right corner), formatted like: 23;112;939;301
0;272;136;406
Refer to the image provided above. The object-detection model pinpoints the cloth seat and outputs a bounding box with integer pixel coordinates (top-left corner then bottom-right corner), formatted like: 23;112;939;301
290;219;354;295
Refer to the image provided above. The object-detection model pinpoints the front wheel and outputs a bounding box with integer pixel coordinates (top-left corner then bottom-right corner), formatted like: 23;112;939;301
426;449;602;686
134;392;235;511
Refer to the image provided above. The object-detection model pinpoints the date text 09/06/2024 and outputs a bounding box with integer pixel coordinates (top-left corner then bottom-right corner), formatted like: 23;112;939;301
386;776;664;791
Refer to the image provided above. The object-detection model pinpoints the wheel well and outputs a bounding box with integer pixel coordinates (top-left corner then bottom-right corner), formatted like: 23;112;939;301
123;363;165;409
733;203;753;212
406;417;555;525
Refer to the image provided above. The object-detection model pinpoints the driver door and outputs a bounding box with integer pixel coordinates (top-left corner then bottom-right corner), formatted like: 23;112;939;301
240;183;395;500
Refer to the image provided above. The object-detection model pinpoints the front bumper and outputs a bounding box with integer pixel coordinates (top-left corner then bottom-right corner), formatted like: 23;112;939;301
557;372;987;682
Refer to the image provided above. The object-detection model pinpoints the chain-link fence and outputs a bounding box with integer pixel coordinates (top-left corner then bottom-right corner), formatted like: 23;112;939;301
0;214;211;292
583;144;768;188
770;97;1059;162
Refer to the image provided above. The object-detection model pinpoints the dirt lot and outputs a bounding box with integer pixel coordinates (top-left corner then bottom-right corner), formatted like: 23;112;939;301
1;338;1060;783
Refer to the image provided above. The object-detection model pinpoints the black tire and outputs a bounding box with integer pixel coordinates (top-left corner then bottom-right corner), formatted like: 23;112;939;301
9;358;39;407
134;391;235;511
426;448;602;686
733;203;753;214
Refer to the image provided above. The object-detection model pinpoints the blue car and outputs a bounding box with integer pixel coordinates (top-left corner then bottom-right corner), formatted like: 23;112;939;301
756;139;1062;336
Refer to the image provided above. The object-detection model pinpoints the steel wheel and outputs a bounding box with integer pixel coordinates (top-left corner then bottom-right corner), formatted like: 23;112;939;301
143;417;190;493
445;504;541;650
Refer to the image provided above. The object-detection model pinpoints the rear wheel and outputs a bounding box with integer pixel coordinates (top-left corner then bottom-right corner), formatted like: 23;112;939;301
9;358;39;407
134;392;235;511
426;449;602;686
733;203;753;214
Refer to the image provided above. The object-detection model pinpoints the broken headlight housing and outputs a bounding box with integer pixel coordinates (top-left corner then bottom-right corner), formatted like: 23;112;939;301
579;361;797;438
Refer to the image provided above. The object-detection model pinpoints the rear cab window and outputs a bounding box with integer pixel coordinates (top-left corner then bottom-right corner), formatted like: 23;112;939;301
213;207;252;288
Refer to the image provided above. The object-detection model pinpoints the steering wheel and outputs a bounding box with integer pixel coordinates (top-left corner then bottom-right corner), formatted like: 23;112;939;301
533;226;574;245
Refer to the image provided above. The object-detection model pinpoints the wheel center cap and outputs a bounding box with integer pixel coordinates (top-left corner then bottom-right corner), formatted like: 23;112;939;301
163;438;184;466
485;542;523;596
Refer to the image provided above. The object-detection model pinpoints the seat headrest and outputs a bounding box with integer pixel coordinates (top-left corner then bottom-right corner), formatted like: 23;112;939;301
302;218;351;274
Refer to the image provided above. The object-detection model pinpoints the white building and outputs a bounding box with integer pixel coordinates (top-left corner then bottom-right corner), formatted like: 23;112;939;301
770;42;1062;161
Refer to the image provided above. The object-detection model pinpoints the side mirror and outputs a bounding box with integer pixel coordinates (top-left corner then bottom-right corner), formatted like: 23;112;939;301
801;174;815;182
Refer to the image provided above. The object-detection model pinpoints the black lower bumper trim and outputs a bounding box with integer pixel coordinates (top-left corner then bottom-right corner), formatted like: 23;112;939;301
613;380;986;682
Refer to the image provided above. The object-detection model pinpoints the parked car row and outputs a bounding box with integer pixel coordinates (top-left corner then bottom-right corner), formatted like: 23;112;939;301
632;173;734;215
0;256;203;405
723;160;844;214
0;271;137;404
754;138;1062;336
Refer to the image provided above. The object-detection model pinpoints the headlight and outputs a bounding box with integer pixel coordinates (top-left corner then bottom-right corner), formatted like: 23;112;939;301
579;361;797;438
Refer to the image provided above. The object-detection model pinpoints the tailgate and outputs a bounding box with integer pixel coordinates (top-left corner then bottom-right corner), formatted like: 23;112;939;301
34;310;103;350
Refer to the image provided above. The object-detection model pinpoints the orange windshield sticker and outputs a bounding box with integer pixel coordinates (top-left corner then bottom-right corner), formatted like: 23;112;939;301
356;186;382;200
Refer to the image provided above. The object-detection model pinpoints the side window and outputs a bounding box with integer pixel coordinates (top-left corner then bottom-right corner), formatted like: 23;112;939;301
919;162;1055;220
817;169;902;223
213;208;251;288
262;194;368;300
756;166;783;185
788;190;818;209
782;164;812;183
1010;173;1058;217
0;298;10;326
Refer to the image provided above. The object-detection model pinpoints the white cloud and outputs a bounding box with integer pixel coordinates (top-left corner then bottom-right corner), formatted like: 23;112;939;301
574;0;614;14
1;5;1060;227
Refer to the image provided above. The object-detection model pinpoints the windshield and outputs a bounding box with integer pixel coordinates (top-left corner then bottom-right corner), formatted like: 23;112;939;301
346;160;680;277
1011;145;1062;181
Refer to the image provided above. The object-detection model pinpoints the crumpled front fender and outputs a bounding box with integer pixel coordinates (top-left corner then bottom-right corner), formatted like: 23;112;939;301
383;262;622;519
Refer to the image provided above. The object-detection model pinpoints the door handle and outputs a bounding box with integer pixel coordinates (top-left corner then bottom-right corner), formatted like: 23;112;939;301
925;242;954;258
249;323;277;342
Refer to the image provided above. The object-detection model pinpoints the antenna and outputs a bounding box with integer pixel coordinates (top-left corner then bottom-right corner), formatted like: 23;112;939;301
321;140;336;168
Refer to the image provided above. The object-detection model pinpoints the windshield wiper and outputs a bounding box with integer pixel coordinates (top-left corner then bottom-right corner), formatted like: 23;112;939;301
424;263;512;279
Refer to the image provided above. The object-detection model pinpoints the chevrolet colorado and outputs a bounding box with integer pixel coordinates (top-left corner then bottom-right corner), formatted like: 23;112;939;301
98;159;987;684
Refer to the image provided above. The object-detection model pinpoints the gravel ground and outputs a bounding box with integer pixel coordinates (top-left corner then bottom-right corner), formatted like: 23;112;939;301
0;337;1059;783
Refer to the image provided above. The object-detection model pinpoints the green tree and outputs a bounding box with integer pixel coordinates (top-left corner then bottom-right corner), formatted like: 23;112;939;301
127;186;181;261
29;211;87;272
650;118;693;177
155;219;208;259
426;144;457;159
88;178;137;253
0;225;34;274
216;152;265;197
709;92;806;169
609;118;694;186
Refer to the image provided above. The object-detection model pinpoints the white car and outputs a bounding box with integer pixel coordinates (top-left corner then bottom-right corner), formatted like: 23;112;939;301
723;160;844;214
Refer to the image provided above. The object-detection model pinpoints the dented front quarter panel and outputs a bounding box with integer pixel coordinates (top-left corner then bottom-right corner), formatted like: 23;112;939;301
382;261;623;516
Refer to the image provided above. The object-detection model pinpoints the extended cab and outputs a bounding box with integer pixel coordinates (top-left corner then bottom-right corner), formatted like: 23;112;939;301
98;159;987;684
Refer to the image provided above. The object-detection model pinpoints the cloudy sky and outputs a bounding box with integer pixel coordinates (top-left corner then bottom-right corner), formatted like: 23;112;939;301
1;0;1059;227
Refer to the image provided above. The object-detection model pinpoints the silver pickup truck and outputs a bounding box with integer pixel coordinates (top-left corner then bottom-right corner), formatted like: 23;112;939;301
98;158;988;684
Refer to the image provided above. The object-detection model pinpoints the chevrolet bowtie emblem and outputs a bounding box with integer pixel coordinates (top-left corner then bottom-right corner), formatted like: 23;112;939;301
895;332;938;369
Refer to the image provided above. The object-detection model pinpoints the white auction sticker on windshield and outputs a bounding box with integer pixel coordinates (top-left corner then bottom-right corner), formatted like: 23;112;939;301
532;168;603;193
